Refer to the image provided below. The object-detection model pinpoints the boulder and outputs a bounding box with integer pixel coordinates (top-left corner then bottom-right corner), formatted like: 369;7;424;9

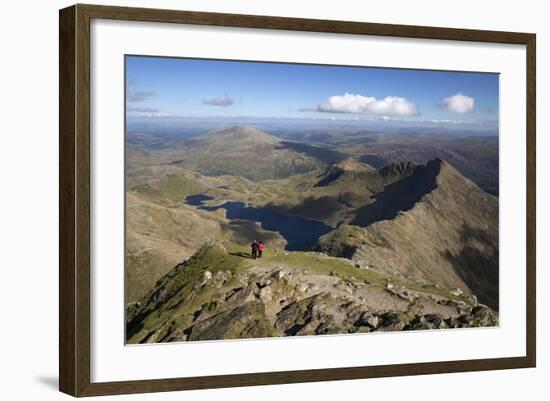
259;286;273;302
471;305;499;326
188;301;275;341
449;288;464;297
377;312;412;332
356;312;379;328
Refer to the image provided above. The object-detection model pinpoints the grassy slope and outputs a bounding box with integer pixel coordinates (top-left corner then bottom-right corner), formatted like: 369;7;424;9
125;191;225;303
261;247;470;302
124;164;295;304
127;245;246;339
126;243;477;343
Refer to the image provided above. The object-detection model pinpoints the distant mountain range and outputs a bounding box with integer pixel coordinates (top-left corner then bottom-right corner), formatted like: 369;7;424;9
127;124;499;194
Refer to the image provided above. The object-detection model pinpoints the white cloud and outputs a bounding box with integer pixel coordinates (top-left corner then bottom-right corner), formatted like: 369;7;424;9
314;93;417;116
203;95;234;106
441;92;475;114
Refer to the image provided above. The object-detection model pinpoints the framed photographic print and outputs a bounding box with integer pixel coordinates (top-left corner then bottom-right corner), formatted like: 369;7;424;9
59;4;536;397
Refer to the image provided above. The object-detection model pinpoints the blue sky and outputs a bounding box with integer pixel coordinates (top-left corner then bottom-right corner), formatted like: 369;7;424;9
125;55;499;125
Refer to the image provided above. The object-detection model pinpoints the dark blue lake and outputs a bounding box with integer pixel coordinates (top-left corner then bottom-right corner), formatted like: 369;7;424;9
184;195;332;251
185;194;214;206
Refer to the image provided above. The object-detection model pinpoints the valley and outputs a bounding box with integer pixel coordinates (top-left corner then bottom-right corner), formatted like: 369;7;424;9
125;124;499;342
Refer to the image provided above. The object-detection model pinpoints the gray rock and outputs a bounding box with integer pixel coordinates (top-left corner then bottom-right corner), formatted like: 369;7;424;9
354;326;372;333
195;271;213;287
188;301;274;341
471;305;499;326
449;288;464;297
377;312;411;331
356;312;379;328
405;316;433;330
425;314;448;329
258;278;273;288
153;288;166;303
272;270;286;280
235;272;249;285
259;286;273;302
298;283;309;293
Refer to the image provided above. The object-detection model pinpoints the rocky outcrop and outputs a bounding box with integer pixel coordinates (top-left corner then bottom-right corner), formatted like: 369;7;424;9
126;243;498;344
378;161;418;184
314;160;380;189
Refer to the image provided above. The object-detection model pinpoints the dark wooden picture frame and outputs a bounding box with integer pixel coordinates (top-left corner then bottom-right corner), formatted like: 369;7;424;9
59;3;536;397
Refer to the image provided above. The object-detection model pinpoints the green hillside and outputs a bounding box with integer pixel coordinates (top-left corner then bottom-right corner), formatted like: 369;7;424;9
127;242;497;343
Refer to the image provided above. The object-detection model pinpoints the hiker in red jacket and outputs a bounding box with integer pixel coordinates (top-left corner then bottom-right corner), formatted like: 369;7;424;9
258;241;265;258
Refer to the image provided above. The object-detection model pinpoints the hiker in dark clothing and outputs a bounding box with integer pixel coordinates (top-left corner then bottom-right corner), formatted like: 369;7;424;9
251;240;259;259
258;241;264;258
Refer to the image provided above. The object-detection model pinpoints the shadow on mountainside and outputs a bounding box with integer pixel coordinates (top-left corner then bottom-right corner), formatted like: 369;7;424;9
221;220;282;247
276;141;347;165
229;251;251;258
443;224;499;311
358;154;387;168
350;159;441;227
266;195;345;223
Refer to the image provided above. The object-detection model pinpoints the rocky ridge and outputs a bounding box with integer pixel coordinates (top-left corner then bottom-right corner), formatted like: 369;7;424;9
318;158;499;309
127;243;498;344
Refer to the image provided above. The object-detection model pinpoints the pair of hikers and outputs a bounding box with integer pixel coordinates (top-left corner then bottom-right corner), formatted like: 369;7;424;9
250;240;264;260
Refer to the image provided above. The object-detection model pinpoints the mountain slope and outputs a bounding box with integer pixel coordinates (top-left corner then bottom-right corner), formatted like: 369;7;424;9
318;158;499;309
315;159;379;188
126;242;497;343
188;125;280;148
168;126;326;180
264;160;420;226
124;165;289;304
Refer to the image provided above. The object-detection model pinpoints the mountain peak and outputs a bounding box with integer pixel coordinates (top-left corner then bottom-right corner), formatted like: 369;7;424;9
428;157;483;193
314;160;375;187
320;157;499;308
201;125;280;145
380;158;459;187
379;161;418;181
177;125;323;181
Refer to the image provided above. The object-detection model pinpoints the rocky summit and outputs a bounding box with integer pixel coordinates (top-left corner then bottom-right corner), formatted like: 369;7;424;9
126;242;497;344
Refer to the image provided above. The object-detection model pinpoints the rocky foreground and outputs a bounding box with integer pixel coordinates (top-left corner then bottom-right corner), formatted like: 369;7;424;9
126;243;498;344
